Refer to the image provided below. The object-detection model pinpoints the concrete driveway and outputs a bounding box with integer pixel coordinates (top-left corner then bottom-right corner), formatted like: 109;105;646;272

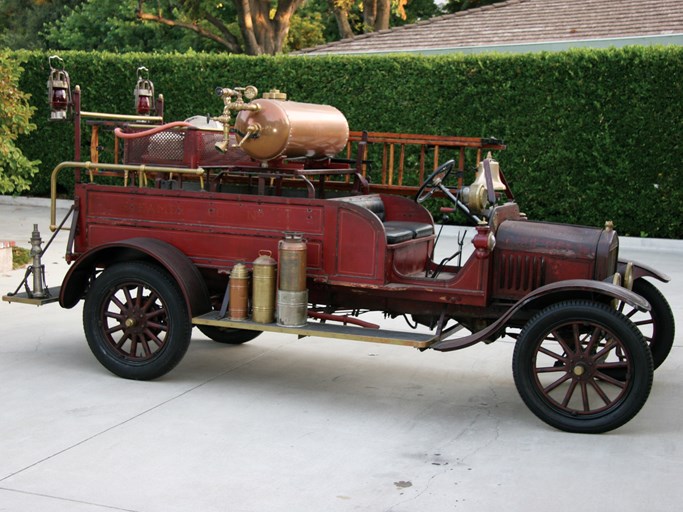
1;197;681;512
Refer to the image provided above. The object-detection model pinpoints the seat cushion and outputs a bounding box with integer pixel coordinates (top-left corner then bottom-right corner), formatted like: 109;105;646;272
384;221;434;240
383;225;415;244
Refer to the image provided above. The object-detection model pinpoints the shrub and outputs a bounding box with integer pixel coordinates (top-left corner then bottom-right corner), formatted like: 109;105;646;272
9;46;683;237
0;51;40;194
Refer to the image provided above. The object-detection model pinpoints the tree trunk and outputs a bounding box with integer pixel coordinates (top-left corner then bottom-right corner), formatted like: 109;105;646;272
328;0;354;40
234;0;303;55
272;0;304;53
374;0;391;31
363;0;377;29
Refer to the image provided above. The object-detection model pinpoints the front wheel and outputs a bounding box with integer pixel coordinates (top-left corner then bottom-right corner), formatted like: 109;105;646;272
617;278;675;370
83;261;192;380
512;300;653;434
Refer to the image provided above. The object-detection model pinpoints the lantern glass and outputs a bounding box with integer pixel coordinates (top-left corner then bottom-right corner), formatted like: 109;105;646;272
137;95;151;115
51;88;68;110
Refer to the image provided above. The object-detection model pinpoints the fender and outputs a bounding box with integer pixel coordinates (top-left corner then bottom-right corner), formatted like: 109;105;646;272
619;259;670;283
59;238;212;318
431;279;650;352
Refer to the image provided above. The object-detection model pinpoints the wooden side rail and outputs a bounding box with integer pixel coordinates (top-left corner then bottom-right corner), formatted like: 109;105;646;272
345;131;506;195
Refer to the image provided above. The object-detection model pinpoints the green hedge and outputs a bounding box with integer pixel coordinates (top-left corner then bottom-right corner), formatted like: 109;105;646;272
11;47;683;237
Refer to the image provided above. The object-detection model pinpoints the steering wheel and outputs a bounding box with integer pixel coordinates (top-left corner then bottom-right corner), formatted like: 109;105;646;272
415;160;456;204
415;159;482;224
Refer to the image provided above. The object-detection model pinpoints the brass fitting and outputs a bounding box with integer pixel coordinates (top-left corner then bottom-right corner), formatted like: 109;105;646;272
212;85;260;153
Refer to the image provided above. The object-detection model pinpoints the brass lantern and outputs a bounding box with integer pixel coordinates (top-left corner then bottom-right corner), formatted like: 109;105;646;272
47;55;71;121
133;66;155;115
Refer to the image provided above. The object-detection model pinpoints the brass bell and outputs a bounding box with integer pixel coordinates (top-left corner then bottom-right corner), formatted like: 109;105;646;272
471;155;507;192
461;154;506;214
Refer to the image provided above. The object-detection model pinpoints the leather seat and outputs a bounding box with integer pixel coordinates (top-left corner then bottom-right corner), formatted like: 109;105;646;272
384;221;434;240
383;224;415;244
331;195;434;244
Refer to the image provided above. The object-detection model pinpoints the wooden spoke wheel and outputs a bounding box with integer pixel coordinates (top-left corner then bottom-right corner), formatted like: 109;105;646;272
83;262;192;380
513;300;653;433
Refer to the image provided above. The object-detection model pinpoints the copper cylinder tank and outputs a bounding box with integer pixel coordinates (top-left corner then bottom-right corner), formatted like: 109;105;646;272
277;233;308;327
252;250;277;324
234;98;349;161
228;262;250;320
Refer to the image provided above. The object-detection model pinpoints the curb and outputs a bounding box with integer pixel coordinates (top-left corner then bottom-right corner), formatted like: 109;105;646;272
0;195;72;210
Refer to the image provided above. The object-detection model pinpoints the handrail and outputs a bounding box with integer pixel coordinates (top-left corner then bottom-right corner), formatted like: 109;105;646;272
114;121;193;140
50;161;206;231
348;131;506;149
79;111;164;123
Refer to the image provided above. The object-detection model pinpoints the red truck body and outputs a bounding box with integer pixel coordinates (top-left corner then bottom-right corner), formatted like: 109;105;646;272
4;79;675;434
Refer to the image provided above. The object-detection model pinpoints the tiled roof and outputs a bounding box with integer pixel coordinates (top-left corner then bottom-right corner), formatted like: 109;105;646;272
298;0;683;54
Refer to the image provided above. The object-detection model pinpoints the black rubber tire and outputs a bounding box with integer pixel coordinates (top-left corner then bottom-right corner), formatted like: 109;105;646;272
621;279;675;370
83;261;192;380
512;300;653;434
196;324;262;344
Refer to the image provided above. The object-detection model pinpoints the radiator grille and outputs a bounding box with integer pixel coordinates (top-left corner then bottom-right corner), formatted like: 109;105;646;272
498;254;545;293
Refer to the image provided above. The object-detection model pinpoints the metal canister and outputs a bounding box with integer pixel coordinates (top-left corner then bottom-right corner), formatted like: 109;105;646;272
276;289;308;327
277;233;308;327
252;250;277;324
278;232;307;292
228;262;250;320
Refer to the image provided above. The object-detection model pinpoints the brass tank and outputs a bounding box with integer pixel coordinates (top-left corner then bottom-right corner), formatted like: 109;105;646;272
228;262;250;320
277;233;308;327
233;96;349;161
251;250;277;324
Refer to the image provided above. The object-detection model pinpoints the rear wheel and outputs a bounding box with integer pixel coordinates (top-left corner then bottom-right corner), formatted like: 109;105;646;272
196;324;261;344
83;261;192;380
617;279;674;369
512;300;653;433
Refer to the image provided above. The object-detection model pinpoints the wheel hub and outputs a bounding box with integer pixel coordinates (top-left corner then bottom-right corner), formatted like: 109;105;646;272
123;306;148;334
568;354;593;379
572;364;586;376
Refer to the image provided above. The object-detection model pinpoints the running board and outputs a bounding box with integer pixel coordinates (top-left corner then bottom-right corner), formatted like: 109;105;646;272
192;311;434;349
2;287;61;306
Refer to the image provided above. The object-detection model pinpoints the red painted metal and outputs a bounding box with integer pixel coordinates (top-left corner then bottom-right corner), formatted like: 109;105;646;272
307;311;380;329
432;279;650;352
50;97;645;353
60;237;211;317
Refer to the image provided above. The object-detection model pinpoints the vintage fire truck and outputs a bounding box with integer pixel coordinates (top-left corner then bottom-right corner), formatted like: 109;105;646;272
3;60;675;433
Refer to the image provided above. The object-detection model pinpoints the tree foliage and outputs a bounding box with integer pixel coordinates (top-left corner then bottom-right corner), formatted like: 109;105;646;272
442;0;505;14
136;0;308;55
43;0;223;52
0;52;39;194
327;0;408;38
0;0;85;49
11;47;683;238
0;0;449;54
